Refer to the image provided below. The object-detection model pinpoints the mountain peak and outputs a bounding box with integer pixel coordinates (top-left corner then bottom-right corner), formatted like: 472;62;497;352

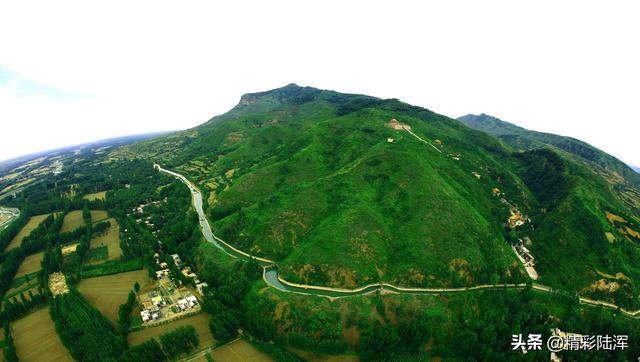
237;83;321;107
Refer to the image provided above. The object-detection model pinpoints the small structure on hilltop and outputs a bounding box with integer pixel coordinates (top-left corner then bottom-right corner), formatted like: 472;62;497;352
472;171;481;180
434;139;442;145
387;137;394;143
492;188;501;196
387;118;411;131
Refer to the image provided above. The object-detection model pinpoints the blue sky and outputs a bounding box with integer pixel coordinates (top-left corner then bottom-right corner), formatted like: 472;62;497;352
0;1;638;166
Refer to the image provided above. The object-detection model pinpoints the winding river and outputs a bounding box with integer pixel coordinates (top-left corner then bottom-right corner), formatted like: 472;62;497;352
155;164;640;315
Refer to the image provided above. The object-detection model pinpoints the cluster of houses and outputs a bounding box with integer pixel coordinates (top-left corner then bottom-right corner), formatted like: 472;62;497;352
140;295;165;322
177;295;199;311
139;292;200;323
153;253;209;296
139;252;206;323
508;207;530;228
514;239;535;267
153;253;181;279
132;199;166;214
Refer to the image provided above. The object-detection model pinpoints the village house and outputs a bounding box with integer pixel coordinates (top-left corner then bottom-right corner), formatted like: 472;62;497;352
177;294;199;311
155;269;170;279
181;267;198;280
170;254;182;266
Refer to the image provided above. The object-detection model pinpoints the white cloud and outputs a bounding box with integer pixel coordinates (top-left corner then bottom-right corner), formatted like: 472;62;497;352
0;0;638;165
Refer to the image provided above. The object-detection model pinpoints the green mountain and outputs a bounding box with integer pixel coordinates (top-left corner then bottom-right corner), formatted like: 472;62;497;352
458;113;640;213
120;84;640;307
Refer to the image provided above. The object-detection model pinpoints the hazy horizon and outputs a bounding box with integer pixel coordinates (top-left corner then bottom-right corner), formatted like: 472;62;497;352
1;1;638;166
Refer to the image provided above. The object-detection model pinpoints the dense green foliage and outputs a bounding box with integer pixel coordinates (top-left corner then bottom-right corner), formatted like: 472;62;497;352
0;211;29;251
117;290;137;335
2;322;18;362
50;288;127;361
158;325;199;358
1;287;47;321
200;257;262;343
119;338;167;362
130;85;531;290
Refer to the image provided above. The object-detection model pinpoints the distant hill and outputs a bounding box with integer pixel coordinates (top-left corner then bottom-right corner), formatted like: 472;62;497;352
118;84;640;308
458;114;640;186
459;113;640;215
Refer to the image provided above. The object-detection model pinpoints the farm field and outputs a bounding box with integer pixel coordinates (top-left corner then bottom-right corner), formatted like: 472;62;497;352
5;214;50;250
128;312;216;348
83;191;107;201
289;348;359;362
89;217;122;260
77;269;153;324
91;210;108;222
13;251;44;278
208;339;273;362
60;210;109;233
59;210;85;233
11;306;73;362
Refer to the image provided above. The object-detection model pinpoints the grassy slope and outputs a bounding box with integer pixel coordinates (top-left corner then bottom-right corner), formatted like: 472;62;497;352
122;85;640;304
460;114;640;306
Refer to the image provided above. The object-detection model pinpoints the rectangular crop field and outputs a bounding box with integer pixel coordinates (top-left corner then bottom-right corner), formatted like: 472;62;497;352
5;214;51;250
83;191;107;201
11;307;73;362
91;210;109;222
77;269;153;324
89;217;122;260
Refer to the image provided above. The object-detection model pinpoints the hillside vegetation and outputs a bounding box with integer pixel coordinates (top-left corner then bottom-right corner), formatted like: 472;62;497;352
120;84;640;308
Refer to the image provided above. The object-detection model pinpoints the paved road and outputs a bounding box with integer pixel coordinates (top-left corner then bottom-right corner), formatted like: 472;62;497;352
156;164;640;317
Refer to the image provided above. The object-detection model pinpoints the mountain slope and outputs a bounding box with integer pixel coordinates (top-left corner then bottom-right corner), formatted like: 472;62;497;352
459;113;640;214
117;85;640;308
